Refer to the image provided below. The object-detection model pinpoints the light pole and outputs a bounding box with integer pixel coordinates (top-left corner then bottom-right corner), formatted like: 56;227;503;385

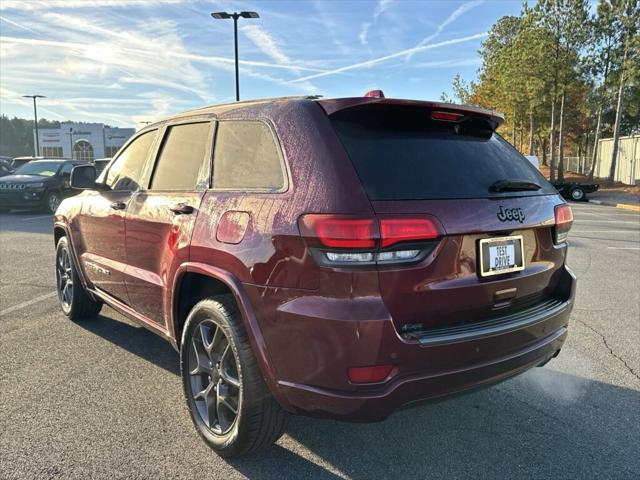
68;128;74;160
210;11;259;101
22;94;46;156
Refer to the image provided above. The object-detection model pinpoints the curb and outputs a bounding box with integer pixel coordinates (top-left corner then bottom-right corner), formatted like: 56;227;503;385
588;199;640;212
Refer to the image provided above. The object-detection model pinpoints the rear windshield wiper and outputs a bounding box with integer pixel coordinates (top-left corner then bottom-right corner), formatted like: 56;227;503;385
489;180;541;193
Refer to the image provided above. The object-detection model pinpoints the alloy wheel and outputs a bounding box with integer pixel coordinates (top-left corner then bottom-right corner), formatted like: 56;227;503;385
188;320;241;435
56;246;73;309
48;193;60;213
571;188;584;201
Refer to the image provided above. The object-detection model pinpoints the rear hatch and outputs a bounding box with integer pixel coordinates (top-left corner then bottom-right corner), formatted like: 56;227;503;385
323;101;570;336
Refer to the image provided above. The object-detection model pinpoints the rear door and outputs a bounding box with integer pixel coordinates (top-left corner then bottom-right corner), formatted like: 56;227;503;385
124;119;213;326
329;104;566;333
76;130;157;303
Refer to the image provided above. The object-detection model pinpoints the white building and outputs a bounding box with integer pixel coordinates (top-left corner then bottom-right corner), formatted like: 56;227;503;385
34;122;135;162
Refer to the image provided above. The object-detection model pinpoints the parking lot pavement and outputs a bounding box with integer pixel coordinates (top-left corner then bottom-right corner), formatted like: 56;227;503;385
1;203;639;480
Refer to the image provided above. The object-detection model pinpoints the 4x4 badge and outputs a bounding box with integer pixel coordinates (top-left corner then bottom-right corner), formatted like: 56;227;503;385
497;206;525;223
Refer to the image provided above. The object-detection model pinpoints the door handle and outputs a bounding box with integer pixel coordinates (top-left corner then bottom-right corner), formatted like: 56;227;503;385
170;203;195;215
110;201;126;210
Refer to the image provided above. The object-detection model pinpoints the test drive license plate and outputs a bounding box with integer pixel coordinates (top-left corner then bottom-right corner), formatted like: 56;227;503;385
478;235;524;277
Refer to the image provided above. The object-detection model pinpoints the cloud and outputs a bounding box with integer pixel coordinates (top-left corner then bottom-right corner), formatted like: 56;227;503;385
0;0;185;10
242;25;293;67
359;23;371;46
413;58;482;68
0;15;37;33
373;0;395;21
406;0;484;61
290;33;488;83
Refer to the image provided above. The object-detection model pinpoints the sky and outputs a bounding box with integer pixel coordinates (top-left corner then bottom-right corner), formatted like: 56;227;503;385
0;0;526;128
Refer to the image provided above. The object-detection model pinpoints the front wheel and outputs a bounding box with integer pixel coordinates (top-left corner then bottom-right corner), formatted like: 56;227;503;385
56;236;102;320
44;190;61;213
180;296;287;457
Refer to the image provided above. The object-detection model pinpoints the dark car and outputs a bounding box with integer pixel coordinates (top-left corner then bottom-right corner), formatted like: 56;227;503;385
53;94;576;457
0;159;13;177
10;156;43;170
0;158;84;213
93;158;112;176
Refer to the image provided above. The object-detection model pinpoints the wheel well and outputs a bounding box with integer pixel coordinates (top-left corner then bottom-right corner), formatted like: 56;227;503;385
54;226;66;246
175;272;233;344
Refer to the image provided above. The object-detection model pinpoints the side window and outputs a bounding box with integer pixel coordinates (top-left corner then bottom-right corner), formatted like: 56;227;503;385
213;121;285;191
60;163;74;176
103;130;156;191
150;122;211;191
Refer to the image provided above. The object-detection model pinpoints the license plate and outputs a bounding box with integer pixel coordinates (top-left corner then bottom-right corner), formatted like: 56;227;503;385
478;235;525;277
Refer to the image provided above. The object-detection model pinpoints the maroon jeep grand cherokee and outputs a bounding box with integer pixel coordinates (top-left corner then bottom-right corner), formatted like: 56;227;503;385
54;94;575;457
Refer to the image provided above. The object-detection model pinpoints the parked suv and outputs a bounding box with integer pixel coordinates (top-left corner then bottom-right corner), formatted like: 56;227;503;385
54;94;576;457
0;158;84;213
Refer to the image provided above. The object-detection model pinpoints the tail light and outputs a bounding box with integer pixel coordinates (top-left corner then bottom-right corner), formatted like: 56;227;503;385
298;214;444;267
554;204;573;243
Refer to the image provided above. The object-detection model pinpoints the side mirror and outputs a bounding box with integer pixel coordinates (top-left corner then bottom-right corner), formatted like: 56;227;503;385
70;164;97;189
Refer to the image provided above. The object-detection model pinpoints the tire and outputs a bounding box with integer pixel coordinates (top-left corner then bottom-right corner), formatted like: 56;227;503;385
44;190;61;214
55;236;102;320
180;295;287;458
570;187;585;201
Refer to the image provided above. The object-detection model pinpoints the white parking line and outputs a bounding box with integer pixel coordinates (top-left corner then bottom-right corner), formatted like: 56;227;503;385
572;230;640;233
574;220;640;224
22;215;52;222
0;291;56;317
606;247;640;250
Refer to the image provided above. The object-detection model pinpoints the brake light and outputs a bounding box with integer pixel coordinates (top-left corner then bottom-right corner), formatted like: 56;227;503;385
554;204;573;243
379;218;440;248
431;111;464;122
364;89;385;98
299;214;443;267
299;215;377;249
348;365;393;383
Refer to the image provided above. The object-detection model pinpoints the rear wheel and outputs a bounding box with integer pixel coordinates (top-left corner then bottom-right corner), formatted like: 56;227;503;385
570;187;585;201
56;236;102;320
180;296;287;457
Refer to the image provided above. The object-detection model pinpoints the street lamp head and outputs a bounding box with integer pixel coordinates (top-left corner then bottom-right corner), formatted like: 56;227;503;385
240;11;259;18
211;12;231;19
22;94;46;99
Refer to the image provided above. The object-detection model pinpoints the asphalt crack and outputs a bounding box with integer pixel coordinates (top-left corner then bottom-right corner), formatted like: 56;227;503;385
575;319;640;382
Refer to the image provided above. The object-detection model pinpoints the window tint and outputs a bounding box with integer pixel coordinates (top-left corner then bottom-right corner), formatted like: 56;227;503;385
104;130;155;191
213;121;284;191
60;163;74;176
330;105;555;200
150;122;210;191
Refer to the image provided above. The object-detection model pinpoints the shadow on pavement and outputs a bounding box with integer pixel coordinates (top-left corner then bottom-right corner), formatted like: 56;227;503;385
78;312;180;376
0;213;53;235
77;311;640;479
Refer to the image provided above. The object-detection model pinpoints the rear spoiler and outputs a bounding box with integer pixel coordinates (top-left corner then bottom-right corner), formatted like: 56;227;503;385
317;97;505;130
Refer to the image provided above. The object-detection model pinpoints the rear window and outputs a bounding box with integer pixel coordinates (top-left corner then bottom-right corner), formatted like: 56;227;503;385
212;121;285;191
330;105;555;200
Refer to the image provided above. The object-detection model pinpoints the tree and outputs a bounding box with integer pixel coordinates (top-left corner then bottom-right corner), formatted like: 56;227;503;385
0;116;61;157
532;0;590;182
608;0;639;184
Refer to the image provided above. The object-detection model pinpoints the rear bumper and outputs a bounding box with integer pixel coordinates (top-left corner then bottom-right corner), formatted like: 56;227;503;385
248;265;576;422
277;325;567;422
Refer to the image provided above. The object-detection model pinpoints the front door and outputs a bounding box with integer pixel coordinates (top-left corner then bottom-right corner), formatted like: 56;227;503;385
124;120;213;325
75;129;158;303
